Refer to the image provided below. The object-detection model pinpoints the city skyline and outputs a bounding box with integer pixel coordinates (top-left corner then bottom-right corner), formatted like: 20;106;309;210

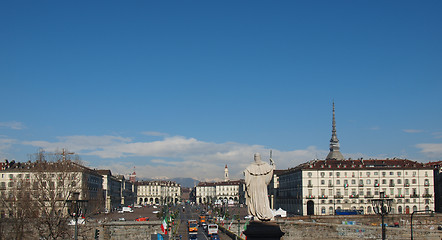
1;1;441;181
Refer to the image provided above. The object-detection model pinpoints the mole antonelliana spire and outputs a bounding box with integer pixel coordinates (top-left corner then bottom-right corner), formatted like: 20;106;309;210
326;102;345;160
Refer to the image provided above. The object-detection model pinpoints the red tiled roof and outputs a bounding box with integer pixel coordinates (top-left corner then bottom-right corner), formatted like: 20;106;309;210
280;158;432;175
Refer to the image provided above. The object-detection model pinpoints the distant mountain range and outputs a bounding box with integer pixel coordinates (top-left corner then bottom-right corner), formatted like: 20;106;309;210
139;177;200;188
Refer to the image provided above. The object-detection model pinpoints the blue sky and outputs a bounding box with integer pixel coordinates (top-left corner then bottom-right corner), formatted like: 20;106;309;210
1;1;441;181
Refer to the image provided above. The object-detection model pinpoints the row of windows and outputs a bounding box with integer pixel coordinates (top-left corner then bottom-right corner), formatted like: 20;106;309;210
308;178;430;186
308;187;431;196
308;171;429;178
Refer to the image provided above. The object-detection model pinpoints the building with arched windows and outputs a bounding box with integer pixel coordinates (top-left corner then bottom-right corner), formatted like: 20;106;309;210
195;165;245;205
136;180;181;205
275;103;436;216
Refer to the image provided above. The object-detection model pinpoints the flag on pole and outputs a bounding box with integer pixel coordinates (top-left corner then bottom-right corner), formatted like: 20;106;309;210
228;219;234;230
161;218;168;234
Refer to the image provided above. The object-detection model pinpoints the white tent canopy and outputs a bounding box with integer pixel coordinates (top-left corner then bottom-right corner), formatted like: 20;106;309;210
272;208;287;217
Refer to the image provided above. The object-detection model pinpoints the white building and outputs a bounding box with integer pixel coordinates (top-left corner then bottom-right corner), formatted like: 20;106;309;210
276;103;435;216
1;160;104;217
195;165;245;205
137;181;181;205
278;159;435;216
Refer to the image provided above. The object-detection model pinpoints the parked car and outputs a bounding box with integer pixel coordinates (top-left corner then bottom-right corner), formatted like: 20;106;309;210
136;217;149;221
210;234;220;240
118;218;125;221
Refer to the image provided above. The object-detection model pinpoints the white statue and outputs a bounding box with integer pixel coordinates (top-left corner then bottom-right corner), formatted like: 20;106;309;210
244;153;275;221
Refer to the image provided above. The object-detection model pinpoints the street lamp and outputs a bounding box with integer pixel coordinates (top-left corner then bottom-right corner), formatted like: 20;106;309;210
371;192;392;240
411;209;434;240
66;192;88;240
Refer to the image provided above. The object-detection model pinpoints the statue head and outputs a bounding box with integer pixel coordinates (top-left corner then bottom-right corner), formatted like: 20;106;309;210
254;153;262;163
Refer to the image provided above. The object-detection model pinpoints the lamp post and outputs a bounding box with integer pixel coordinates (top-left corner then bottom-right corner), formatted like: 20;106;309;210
371;192;392;240
66;192;88;240
411;209;434;240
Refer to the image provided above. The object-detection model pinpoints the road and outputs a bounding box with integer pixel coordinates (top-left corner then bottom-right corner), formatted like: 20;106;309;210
173;205;230;240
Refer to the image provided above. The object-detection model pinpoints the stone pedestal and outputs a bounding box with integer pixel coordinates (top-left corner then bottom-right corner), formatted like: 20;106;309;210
243;221;284;240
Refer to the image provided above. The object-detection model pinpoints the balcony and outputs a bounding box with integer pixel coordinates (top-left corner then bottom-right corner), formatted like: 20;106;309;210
307;184;313;188
306;195;315;199
422;194;432;198
364;195;374;198
334;195;344;199
318;195;328;199
374;183;379;187
328;184;334;187
359;183;364;187
389;183;395;187
410;194;419;198
395;195;404;198
349;194;359;199
424;182;430;186
343;184;349;188
404;183;410;187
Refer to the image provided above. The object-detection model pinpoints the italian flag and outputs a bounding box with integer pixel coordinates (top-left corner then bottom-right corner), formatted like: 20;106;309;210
161;218;168;234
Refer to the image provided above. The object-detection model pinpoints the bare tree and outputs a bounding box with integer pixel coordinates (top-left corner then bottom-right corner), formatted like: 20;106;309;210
0;149;98;240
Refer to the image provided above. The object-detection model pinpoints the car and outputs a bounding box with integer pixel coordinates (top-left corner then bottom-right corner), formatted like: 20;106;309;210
210;234;220;240
244;215;253;220
136;217;149;221
201;222;208;231
189;234;198;240
118;218;125;221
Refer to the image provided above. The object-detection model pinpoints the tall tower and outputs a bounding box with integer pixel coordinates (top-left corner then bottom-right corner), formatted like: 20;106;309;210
224;164;229;181
326;102;345;160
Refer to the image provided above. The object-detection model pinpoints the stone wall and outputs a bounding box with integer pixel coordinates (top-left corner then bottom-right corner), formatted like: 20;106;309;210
225;214;441;240
75;215;441;240
75;221;163;240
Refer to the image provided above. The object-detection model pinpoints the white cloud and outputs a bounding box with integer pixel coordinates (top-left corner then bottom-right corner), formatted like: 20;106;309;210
370;126;380;131
0;121;25;130
22;135;131;154
20;134;328;180
416;143;442;158
403;129;423;133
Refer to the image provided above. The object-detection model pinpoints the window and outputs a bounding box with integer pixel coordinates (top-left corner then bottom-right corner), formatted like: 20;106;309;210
336;180;340;185
382;179;386;184
336;172;340;177
366;172;370;177
382;172;386;176
367;179;371;184
321;180;325;185
397;172;401;176
397;179;402;184
412;179;416;184
374;172;378;176
308;172;312;177
351;179;356;185
321;172;325;177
